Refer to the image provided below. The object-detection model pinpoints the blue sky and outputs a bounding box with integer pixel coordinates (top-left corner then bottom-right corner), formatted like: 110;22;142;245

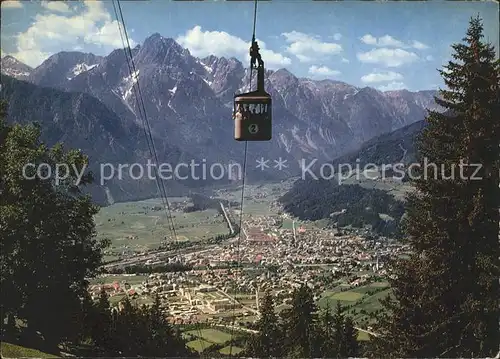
1;0;498;91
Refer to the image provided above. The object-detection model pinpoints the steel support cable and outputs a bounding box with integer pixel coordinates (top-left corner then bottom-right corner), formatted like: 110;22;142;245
111;0;172;236
112;1;207;356
252;0;258;41
113;0;179;247
111;1;174;242
228;0;258;355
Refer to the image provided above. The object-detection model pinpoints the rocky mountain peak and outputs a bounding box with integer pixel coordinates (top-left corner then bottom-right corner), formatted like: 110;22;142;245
1;55;29;68
357;86;383;96
270;68;296;82
1;55;33;80
199;55;245;102
2;32;442;196
268;69;299;93
28;51;102;87
144;33;181;50
136;34;190;67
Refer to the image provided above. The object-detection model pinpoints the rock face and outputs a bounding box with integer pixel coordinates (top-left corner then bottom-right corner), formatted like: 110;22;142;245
1;33;441;203
1;56;33;80
331;119;428;167
1;75;198;205
28;52;103;88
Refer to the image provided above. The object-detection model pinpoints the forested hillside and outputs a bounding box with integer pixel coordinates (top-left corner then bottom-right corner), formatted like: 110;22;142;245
332;120;426;168
279;180;405;236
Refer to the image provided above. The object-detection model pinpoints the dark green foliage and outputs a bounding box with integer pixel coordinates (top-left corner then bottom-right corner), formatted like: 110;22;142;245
91;289;113;350
246;291;282;357
317;302;335;357
319;302;359;358
209;232;235;244
283;285;318;358
0;100;108;348
86;292;192;357
280;181;405;235
0;102;192;356
183;193;238;212
371;16;500;357
341;316;359;357
246;287;360;358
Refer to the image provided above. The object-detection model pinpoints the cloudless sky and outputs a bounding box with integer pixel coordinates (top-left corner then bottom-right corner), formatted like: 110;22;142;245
1;0;499;91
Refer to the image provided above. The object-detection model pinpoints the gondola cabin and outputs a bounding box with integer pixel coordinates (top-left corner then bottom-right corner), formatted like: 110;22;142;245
233;91;272;141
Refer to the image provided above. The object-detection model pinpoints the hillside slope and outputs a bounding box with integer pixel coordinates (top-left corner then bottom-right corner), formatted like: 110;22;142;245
1;75;201;204
2;34;439;170
332;119;427;167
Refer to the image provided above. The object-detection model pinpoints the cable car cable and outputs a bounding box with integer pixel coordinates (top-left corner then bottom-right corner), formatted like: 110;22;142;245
252;0;258;41
113;3;208;355
112;0;179;247
228;127;248;359
112;1;169;233
111;0;172;240
229;0;259;356
116;0;178;245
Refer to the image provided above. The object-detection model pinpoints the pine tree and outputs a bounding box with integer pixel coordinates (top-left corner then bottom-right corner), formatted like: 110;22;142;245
115;297;145;356
341;316;359;357
371;16;500;357
283;285;318;358
91;289;113;352
332;302;345;358
246;290;281;358
147;293;185;357
317;302;335;358
77;290;95;342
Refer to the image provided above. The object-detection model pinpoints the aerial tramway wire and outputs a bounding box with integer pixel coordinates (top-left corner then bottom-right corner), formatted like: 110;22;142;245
112;2;209;356
228;0;259;356
112;0;179;246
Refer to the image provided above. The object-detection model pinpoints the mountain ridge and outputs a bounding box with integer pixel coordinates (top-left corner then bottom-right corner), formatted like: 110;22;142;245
1;75;208;205
1;33;441;203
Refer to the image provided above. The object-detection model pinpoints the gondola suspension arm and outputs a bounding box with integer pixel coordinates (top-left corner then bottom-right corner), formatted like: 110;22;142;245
233;0;272;142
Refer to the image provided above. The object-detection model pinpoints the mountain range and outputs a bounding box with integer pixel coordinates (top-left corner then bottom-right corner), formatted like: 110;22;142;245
331;119;427;168
1;33;439;204
277;119;429;233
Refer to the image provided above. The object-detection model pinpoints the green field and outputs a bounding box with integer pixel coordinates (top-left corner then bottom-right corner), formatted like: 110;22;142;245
350;282;389;294
241;201;274;215
318;282;392;337
95;198;230;253
219;345;243;355
318;289;364;312
369;281;390;288
95;183;294;255
352;289;392;318
357;331;370;341
215;183;292;216
185;328;232;344
281;220;295;229
350;286;377;294
1;342;59;358
187;339;211;352
330;291;364;301
184;328;238;354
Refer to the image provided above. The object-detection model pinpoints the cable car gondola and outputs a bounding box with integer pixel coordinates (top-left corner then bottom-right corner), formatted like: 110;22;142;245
233;39;272;141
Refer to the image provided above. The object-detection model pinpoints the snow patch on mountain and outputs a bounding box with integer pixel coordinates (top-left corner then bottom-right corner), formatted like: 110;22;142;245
1;55;33;80
119;69;140;100
69;63;98;79
199;61;213;74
